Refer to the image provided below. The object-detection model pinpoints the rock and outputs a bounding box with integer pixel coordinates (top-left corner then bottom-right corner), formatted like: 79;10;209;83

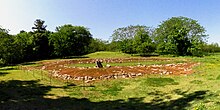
106;64;111;68
41;66;46;70
85;80;92;83
137;73;142;76
137;63;142;67
84;76;88;80
74;77;80;80
122;75;126;78
80;77;84;80
130;73;136;77
88;76;93;80
92;78;96;81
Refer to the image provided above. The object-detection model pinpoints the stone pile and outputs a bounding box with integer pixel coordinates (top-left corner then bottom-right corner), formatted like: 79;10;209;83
50;69;143;83
50;70;72;80
71;58;172;64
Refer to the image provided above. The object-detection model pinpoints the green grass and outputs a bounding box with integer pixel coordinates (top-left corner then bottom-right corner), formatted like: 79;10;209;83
142;77;179;87
84;51;132;58
1;51;220;109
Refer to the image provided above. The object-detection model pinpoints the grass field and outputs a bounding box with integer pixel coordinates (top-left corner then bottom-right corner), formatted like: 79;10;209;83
84;51;133;58
1;52;220;110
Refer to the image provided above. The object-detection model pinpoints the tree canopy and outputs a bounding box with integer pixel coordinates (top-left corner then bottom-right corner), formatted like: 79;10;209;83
32;19;47;32
0;29;13;64
154;16;208;56
111;25;152;41
31;19;51;59
49;24;92;57
0;21;93;65
111;25;155;54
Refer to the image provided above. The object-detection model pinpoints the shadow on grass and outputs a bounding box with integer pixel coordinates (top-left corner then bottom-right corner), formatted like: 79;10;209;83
20;62;37;66
143;78;179;87
49;56;89;60
0;72;9;76
0;67;16;71
0;80;213;110
132;53;160;57
140;54;160;57
63;56;89;59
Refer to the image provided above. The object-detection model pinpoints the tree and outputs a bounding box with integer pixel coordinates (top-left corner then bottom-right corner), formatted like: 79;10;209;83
0;26;9;33
31;19;50;59
111;25;154;54
0;27;26;65
0;29;36;65
88;38;108;53
202;43;220;53
133;29;155;54
32;31;51;59
0;28;13;65
106;41;121;52
120;39;136;54
111;25;152;41
32;19;47;32
154;16;208;56
49;24;92;57
14;31;35;62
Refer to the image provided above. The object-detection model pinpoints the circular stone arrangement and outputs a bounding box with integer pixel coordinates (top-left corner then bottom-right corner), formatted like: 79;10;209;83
24;58;200;83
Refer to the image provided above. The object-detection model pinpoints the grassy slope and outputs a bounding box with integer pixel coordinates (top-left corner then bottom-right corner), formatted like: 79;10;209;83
84;51;133;58
1;51;220;109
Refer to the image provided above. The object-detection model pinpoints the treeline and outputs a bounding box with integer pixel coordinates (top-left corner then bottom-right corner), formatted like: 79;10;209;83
0;16;220;65
109;16;220;56
0;19;94;65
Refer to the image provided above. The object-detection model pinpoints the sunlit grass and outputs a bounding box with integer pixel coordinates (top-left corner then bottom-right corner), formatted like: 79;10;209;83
84;51;132;58
1;52;220;109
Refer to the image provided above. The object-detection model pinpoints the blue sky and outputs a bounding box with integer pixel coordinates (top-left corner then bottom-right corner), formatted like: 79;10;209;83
0;0;219;43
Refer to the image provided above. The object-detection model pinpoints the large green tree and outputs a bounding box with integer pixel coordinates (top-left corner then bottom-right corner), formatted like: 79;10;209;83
0;28;14;64
49;24;92;57
14;31;34;62
31;19;50;59
154;16;208;56
0;30;36;65
133;29;155;54
111;25;154;54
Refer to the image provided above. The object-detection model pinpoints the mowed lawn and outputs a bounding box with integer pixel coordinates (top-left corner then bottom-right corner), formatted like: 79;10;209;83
1;52;220;110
